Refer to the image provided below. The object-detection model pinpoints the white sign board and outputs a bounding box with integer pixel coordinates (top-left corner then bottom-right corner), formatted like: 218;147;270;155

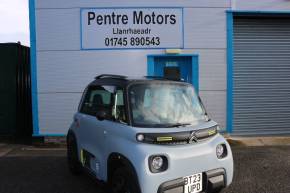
81;8;184;50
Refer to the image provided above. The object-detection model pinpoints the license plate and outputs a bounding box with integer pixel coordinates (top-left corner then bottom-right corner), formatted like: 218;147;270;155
183;173;202;193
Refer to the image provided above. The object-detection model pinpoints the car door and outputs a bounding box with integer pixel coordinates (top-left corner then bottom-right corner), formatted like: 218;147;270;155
77;85;115;179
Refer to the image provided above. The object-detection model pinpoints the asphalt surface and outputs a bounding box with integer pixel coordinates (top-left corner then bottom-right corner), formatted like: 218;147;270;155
0;146;289;193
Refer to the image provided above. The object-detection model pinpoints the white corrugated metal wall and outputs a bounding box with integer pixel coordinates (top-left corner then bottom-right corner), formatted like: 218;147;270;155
32;0;290;135
33;0;230;135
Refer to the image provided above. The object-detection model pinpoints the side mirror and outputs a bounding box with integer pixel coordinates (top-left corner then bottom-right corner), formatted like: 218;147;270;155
96;110;108;121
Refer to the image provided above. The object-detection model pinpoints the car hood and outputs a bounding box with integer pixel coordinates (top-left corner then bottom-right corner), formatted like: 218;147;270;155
131;120;218;133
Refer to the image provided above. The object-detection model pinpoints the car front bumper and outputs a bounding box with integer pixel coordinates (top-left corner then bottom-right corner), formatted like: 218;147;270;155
131;134;233;193
158;168;226;193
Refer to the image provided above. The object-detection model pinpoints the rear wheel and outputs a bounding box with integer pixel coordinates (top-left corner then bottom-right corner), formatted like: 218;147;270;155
67;134;82;175
109;167;140;193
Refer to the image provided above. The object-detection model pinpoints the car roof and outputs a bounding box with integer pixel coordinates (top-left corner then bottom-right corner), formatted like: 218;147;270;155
88;74;188;87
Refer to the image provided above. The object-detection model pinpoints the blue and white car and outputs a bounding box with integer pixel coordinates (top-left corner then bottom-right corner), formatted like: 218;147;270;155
67;74;234;193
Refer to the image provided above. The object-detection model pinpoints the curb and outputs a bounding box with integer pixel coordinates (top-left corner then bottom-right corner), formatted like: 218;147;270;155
226;136;290;147
0;145;14;157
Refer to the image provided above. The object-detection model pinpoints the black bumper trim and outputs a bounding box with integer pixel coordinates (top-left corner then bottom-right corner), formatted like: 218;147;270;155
205;168;226;193
157;168;226;193
206;168;225;178
158;178;185;193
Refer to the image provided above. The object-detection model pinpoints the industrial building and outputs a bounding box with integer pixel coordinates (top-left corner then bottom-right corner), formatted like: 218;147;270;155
28;0;290;136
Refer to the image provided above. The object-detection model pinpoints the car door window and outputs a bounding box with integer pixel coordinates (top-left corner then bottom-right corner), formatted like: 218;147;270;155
112;89;127;123
80;85;115;117
80;86;127;123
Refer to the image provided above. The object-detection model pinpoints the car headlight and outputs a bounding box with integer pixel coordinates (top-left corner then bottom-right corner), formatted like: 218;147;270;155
152;156;163;170
216;144;227;159
136;134;144;142
149;155;168;173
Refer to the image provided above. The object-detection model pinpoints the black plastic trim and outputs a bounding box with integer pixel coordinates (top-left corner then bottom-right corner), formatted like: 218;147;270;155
158;178;185;193
158;168;226;193
95;74;127;80
205;168;226;193
206;168;225;178
136;126;218;145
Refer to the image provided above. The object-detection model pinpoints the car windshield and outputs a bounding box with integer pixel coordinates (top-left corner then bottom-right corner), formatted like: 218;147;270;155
129;82;207;127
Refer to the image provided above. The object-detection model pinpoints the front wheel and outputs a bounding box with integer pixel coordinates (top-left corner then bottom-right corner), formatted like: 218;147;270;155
67;134;82;175
109;167;140;193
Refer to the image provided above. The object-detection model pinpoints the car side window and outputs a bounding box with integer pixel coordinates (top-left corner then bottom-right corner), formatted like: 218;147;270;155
80;85;115;117
112;89;127;124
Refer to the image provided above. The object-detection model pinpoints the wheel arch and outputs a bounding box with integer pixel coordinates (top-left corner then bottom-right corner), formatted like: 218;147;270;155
107;152;141;192
67;130;79;158
67;129;76;139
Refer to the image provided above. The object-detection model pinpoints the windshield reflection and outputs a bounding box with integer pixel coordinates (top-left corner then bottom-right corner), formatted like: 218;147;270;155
129;83;207;128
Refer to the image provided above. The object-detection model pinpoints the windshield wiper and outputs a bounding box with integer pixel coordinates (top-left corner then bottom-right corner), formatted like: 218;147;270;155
164;123;192;128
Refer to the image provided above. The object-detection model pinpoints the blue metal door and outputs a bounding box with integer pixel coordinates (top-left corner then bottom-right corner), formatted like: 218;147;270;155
147;55;199;90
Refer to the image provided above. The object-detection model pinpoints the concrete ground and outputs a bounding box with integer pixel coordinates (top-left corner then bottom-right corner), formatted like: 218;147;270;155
226;136;290;146
0;144;290;193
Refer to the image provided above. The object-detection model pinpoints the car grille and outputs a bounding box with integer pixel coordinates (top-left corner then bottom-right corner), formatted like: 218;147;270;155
139;126;218;145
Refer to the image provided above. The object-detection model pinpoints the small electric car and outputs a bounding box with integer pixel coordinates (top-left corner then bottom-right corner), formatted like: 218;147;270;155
67;74;233;193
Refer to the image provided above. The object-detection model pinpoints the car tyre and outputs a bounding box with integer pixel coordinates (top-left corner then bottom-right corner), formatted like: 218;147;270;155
67;134;82;175
109;167;140;193
211;190;223;193
208;188;224;193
